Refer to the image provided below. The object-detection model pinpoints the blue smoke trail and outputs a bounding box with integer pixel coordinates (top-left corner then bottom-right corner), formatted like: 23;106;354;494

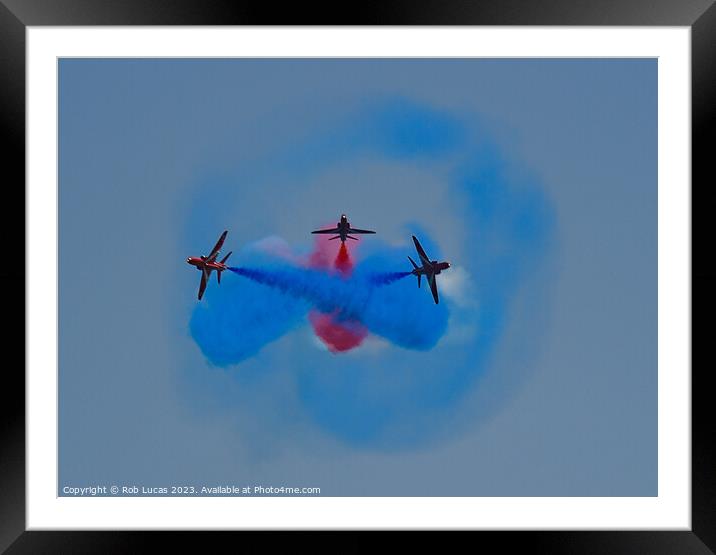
230;266;372;318
232;267;410;292
368;271;412;285
228;265;443;350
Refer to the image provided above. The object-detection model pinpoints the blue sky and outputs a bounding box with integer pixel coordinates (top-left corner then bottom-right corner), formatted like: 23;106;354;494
58;59;656;496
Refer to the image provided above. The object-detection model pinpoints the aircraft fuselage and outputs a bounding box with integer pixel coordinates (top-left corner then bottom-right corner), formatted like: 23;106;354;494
186;256;227;273
334;215;351;242
411;260;451;277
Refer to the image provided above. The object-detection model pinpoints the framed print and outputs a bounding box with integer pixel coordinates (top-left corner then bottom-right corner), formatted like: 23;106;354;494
2;0;711;551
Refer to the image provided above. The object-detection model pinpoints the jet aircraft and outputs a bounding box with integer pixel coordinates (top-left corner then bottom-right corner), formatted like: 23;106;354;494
186;230;232;300
311;214;375;243
408;235;451;304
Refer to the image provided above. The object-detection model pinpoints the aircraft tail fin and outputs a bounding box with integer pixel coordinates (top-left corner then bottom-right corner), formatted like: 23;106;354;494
220;251;232;264
417;274;421;288
217;269;222;284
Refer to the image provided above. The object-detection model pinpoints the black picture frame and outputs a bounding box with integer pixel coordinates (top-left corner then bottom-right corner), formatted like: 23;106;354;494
2;1;711;551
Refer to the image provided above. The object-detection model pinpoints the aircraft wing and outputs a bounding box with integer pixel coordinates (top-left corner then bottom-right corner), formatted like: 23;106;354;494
348;228;376;234
197;269;208;300
412;235;432;267
428;274;440;304
311;227;340;234
207;230;228;262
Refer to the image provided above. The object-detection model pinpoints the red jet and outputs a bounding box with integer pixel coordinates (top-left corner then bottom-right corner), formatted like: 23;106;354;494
186;230;232;300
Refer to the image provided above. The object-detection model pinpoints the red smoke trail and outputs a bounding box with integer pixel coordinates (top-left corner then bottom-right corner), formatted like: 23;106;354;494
306;234;368;352
308;310;369;353
334;242;352;276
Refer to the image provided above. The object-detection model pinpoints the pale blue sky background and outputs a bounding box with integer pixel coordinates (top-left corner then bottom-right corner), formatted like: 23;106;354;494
58;59;656;496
